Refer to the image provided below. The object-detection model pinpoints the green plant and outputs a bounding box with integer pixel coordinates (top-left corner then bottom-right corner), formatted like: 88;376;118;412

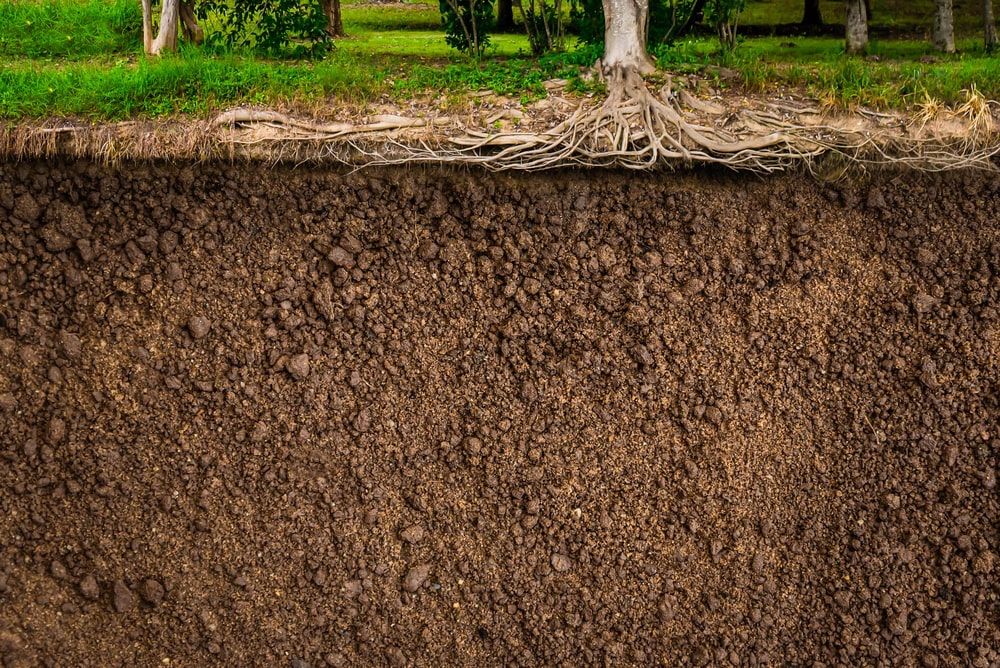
521;0;564;55
704;0;745;51
439;0;495;56
195;0;331;58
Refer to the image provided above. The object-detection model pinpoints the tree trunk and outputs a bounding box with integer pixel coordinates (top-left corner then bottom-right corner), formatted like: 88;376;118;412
933;0;955;52
986;0;999;52
497;0;515;31
601;0;655;73
802;0;822;25
141;0;153;54
179;0;204;45
149;0;180;54
322;0;345;37
845;0;868;54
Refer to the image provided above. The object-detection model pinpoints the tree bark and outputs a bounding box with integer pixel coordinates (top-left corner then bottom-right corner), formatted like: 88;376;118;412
802;0;822;25
149;0;180;54
933;0;955;53
601;0;655;73
497;0;515;31
986;0;999;52
845;0;868;54
179;0;204;45
322;0;345;37
141;0;153;54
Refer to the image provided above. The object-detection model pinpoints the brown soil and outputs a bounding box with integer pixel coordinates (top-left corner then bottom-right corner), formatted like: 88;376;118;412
0;161;998;667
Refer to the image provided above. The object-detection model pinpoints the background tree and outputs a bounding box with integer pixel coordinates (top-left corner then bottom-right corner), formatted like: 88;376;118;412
801;0;821;25
142;0;179;54
933;0;955;52
497;0;515;31
845;0;868;54
986;0;999;52
179;0;204;44
321;0;344;37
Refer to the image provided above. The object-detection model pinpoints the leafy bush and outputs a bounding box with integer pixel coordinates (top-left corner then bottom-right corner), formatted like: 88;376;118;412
705;0;745;50
439;0;495;56
195;0;330;58
522;0;564;55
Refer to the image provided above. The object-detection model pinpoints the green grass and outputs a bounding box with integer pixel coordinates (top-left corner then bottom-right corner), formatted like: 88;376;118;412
742;0;985;34
0;47;595;119
0;0;141;59
725;36;1000;107
1;0;1000;120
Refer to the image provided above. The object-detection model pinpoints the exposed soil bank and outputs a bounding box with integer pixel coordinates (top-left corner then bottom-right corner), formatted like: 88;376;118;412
0;162;998;667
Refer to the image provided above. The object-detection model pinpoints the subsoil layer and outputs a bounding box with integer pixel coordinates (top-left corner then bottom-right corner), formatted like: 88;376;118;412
0;162;998;667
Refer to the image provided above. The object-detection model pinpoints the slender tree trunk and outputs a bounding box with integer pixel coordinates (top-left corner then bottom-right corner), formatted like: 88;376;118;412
178;0;203;45
933;0;955;52
802;0;822;25
845;0;868;54
322;0;345;37
141;0;153;54
985;0;999;52
600;0;655;73
497;0;515;31
149;0;180;54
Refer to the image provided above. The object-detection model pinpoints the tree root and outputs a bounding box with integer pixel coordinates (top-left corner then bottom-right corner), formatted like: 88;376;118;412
193;71;1000;172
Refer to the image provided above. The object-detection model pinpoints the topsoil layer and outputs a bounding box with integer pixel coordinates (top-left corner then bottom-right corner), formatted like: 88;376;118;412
0;162;998;668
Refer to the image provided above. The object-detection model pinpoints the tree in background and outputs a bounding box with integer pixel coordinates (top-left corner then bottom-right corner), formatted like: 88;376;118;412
321;0;344;37
933;0;955;52
142;0;178;54
497;0;515;31
986;0;999;52
573;0;707;48
801;0;821;25
845;0;868;54
142;0;203;54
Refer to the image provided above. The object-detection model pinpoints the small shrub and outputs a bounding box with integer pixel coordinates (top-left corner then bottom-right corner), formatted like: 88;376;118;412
439;0;495;56
522;0;564;55
195;0;330;58
705;0;746;51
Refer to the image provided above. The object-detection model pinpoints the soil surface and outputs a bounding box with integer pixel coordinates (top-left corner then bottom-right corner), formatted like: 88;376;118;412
0;162;998;667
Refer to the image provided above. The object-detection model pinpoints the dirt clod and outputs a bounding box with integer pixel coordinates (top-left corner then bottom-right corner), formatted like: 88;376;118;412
400;525;425;543
287;354;311;379
403;565;431;592
139;579;165;605
79;575;100;600
112;581;136;613
550;554;573;572
187;316;212;340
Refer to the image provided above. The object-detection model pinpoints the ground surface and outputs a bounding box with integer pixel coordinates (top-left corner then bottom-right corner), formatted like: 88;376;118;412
0;162;998;667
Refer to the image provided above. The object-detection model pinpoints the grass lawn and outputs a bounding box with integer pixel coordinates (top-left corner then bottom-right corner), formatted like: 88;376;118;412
1;0;999;120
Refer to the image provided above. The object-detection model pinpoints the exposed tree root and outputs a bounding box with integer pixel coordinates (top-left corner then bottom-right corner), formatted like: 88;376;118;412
207;67;1000;172
4;71;999;172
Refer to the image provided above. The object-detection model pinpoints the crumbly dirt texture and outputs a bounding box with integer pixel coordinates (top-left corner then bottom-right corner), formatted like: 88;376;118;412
0;161;998;667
